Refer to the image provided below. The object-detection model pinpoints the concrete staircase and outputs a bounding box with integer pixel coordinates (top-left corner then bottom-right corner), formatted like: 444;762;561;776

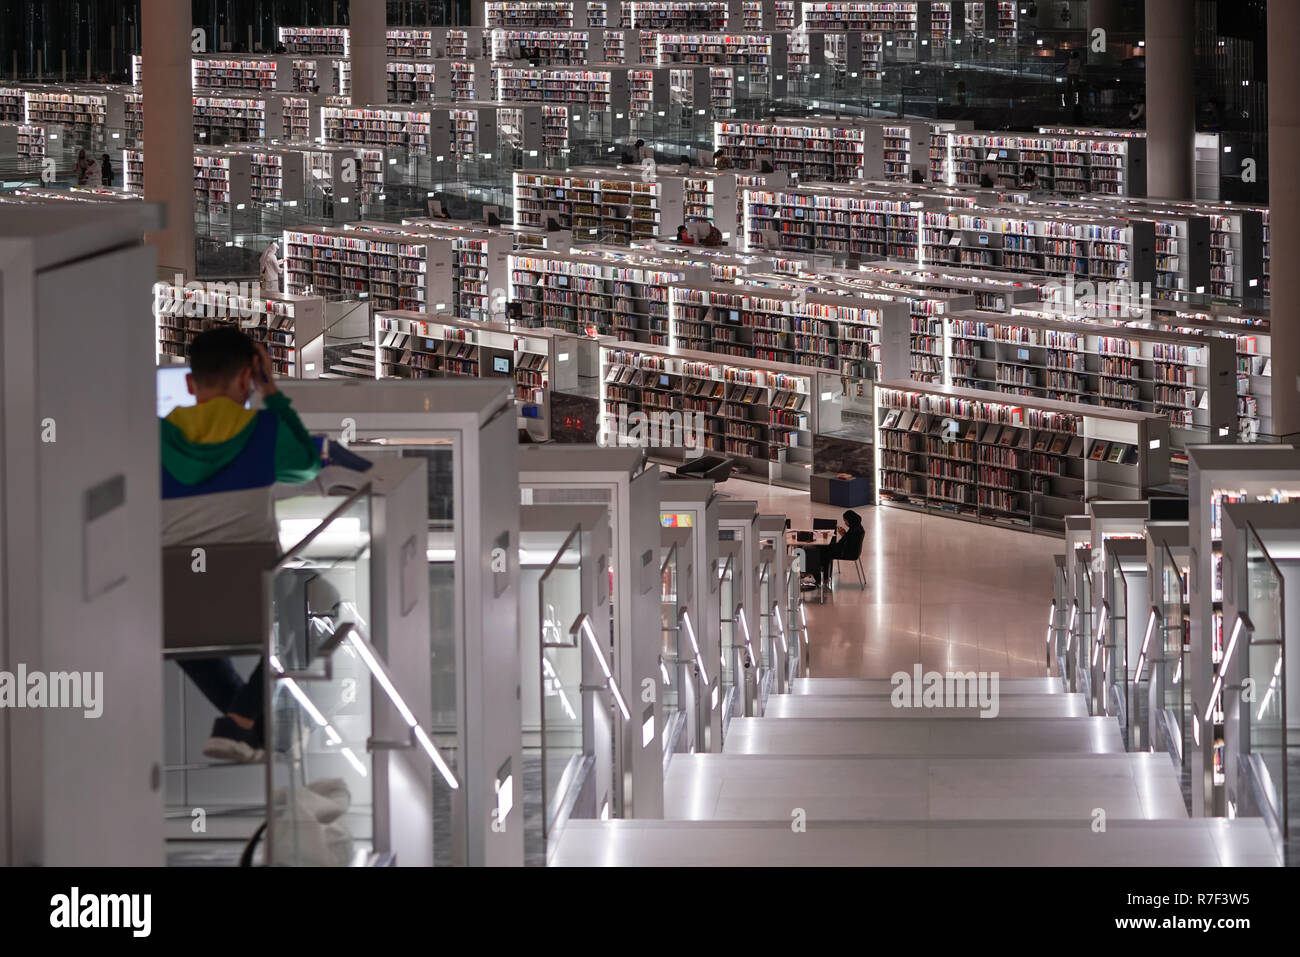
554;676;1279;866
320;344;376;380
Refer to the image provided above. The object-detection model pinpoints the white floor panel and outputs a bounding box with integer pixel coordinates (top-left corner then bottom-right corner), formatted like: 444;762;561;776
791;677;1064;696
723;716;1124;756
552;819;1280;867
664;753;1188;822
762;694;1087;719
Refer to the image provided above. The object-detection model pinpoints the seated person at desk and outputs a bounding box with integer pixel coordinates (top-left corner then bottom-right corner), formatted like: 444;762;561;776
161;328;322;761
800;510;865;590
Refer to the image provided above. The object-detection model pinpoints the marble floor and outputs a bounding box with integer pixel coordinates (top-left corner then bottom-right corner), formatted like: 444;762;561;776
708;474;1061;680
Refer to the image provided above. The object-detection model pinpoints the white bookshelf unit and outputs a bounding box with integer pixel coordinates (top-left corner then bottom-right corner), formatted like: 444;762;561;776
321;104;442;152
283;227;455;312
508;248;699;341
373;311;565;428
153;281;326;379
600;339;818;487
716;120;868;181
874;379;1170;535
667;277;911;378
388;28;435;58
192;92;283;142
513;168;685;241
0;87;25;122
934;310;1237;440
0;122;46;161
933;129;1148;196
277;26;350;56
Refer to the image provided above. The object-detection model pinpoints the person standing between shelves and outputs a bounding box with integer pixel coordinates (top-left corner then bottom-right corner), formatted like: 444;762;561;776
1020;165;1038;190
978;155;998;188
161;327;323;761
800;511;865;592
84;154;102;188
713;148;732;170
260;240;283;296
75;148;91;185
101;153;114;188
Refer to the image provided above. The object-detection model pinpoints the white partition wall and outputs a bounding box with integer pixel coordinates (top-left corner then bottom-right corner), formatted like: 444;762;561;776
518;447;665;818
281;378;524;867
0;203;165;865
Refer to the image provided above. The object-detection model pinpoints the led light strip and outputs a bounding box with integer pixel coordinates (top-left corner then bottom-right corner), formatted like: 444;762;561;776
579;615;631;721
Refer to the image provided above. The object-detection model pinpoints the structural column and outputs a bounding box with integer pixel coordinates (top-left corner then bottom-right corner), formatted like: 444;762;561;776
350;0;387;106
141;0;194;276
1144;0;1195;199
1087;0;1121;65
1269;0;1300;439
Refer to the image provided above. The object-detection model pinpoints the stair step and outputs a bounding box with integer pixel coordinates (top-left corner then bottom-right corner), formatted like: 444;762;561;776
663;752;1188;823
723;716;1123;756
791;677;1064;696
763;693;1086;720
554;818;1280;867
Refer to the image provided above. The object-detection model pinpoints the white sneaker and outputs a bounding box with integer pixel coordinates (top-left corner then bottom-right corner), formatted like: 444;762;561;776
202;736;266;763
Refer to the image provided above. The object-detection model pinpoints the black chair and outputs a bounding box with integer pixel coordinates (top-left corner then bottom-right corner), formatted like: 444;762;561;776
833;530;867;588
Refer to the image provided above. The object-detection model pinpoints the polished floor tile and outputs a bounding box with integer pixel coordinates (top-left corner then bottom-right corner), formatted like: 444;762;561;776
711;476;1060;680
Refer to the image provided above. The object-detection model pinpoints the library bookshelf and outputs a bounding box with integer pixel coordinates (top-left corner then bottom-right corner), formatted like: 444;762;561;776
513;168;684;241
283;226;455;312
153;281;326;379
599;338;818;487
874;379;1170;535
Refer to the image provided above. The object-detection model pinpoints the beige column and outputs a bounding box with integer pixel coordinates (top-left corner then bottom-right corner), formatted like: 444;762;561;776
350;0;387;106
141;0;194;276
1268;0;1300;439
1144;0;1195;199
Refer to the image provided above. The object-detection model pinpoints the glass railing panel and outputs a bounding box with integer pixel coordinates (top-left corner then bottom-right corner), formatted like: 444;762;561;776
1245;524;1286;834
533;527;586;850
718;552;735;711
267;487;374;866
660;543;682;718
1157;542;1188;762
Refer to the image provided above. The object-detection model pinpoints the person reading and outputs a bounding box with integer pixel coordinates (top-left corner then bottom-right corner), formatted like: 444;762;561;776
161;327;322;761
801;511;865;591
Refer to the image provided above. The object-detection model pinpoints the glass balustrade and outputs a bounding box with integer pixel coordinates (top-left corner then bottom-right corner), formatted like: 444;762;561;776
266;486;374;867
